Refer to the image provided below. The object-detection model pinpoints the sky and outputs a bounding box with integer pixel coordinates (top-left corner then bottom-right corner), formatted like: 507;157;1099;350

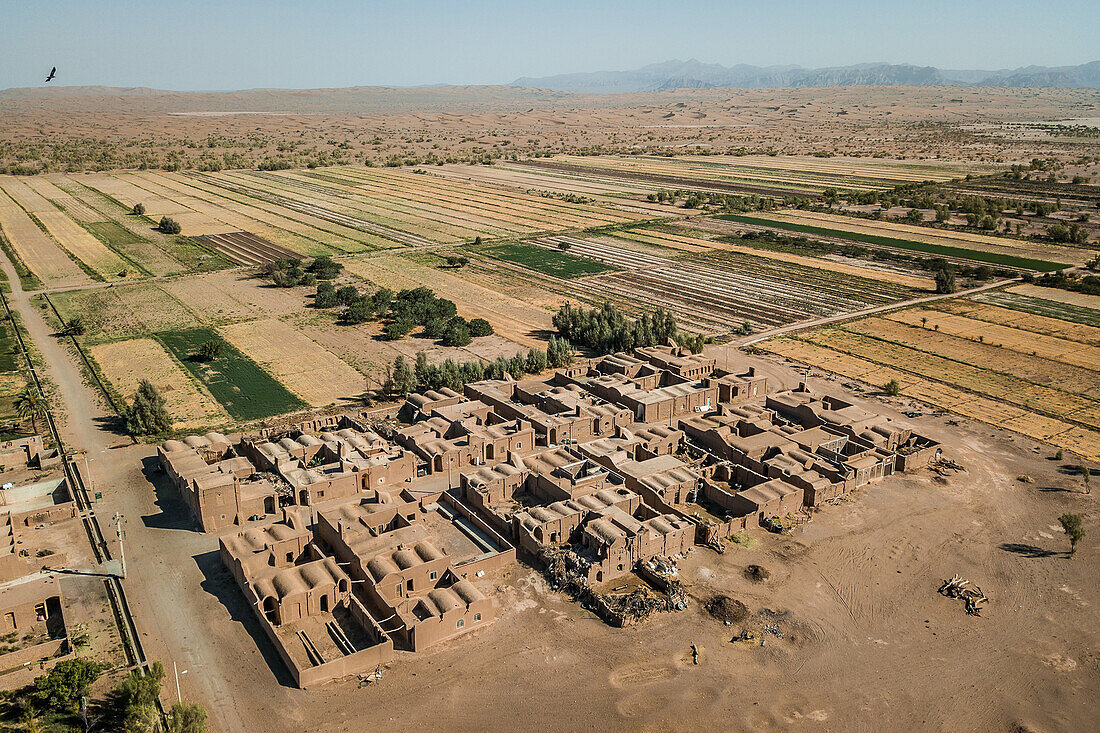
1;0;1097;91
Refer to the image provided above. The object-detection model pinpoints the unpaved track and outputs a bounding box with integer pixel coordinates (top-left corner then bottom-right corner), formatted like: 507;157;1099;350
0;251;251;729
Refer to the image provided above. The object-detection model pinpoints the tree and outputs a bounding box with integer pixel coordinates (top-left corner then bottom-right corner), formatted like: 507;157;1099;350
525;348;548;374
1058;512;1084;556
388;356;416;397
335;286;361;307
934;266;956;294
31;658;108;712
168;702;208;733
14;385;46;434
194;338;224;362
423;317;449;340
132;203;145;216
116;661;165;732
414;352;430;388
125;380;172;436
306;255;343;280
340;299;374;325
314;282;338;308
442;319;472;347
883;379;901;397
1079;464;1091;495
444;255;468;268
468;318;494;337
158;216;181;235
65;316;85;336
905;208;924;224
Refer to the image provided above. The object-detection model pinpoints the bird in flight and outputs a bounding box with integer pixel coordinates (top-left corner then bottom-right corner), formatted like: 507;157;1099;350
45;67;56;82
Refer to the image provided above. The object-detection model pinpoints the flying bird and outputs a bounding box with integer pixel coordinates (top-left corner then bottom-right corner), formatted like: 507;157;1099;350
45;67;56;82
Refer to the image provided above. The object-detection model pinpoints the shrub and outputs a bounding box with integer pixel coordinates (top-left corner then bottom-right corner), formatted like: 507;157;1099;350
158;216;181;234
132;203;145;215
468;318;494;337
65;316;85;336
169;702;209;733
883;379;901;396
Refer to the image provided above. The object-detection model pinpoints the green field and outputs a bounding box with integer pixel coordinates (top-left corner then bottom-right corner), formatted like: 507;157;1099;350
155;328;304;421
82;221;146;246
718;214;1070;271
971;291;1100;327
467;242;617;278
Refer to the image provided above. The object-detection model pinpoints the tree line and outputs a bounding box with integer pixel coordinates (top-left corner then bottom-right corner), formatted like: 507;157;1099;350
384;336;574;396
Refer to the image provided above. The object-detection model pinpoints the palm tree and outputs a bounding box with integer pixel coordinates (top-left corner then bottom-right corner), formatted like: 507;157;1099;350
14;385;46;435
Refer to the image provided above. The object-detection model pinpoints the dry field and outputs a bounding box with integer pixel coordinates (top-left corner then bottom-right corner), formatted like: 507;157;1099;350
758;287;1100;460
520;153;1000;196
161;271;305;324
0;178;92;287
218;318;368;406
342;255;554;347
89;338;227;430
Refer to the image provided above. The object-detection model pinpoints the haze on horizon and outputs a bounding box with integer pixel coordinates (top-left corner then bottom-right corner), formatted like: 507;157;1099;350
1;0;1097;92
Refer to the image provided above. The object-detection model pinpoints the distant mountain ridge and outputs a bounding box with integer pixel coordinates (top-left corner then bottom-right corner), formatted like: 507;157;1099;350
511;59;1100;93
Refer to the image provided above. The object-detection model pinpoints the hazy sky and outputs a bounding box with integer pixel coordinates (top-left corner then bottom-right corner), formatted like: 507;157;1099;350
2;0;1097;90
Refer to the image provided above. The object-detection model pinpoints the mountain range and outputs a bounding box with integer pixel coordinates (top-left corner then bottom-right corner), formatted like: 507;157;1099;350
511;59;1100;93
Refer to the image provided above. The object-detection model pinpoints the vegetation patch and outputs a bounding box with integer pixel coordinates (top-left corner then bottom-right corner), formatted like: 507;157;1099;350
718;214;1070;271
468;241;618;279
156;328;305;420
82;221;145;246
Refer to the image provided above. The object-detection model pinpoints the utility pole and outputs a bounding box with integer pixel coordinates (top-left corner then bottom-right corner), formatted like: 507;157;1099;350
113;513;126;578
174;661;182;704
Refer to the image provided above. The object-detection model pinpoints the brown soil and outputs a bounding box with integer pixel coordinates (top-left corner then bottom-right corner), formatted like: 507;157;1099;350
705;594;749;624
743;564;770;582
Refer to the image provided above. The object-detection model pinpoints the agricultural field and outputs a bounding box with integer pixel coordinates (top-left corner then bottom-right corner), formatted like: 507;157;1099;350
452;228;922;335
218;319;369;407
719;211;1078;270
155;328;305;422
88;338;228;431
758;285;1100;460
515;154;1000;196
467;241;618;278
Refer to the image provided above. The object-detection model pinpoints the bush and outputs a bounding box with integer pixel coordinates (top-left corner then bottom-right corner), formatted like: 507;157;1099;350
116;661;165;731
158;216;181;234
468;318;494;337
65;316;85;336
883;379;901;396
132;203;145;216
381;318;415;340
